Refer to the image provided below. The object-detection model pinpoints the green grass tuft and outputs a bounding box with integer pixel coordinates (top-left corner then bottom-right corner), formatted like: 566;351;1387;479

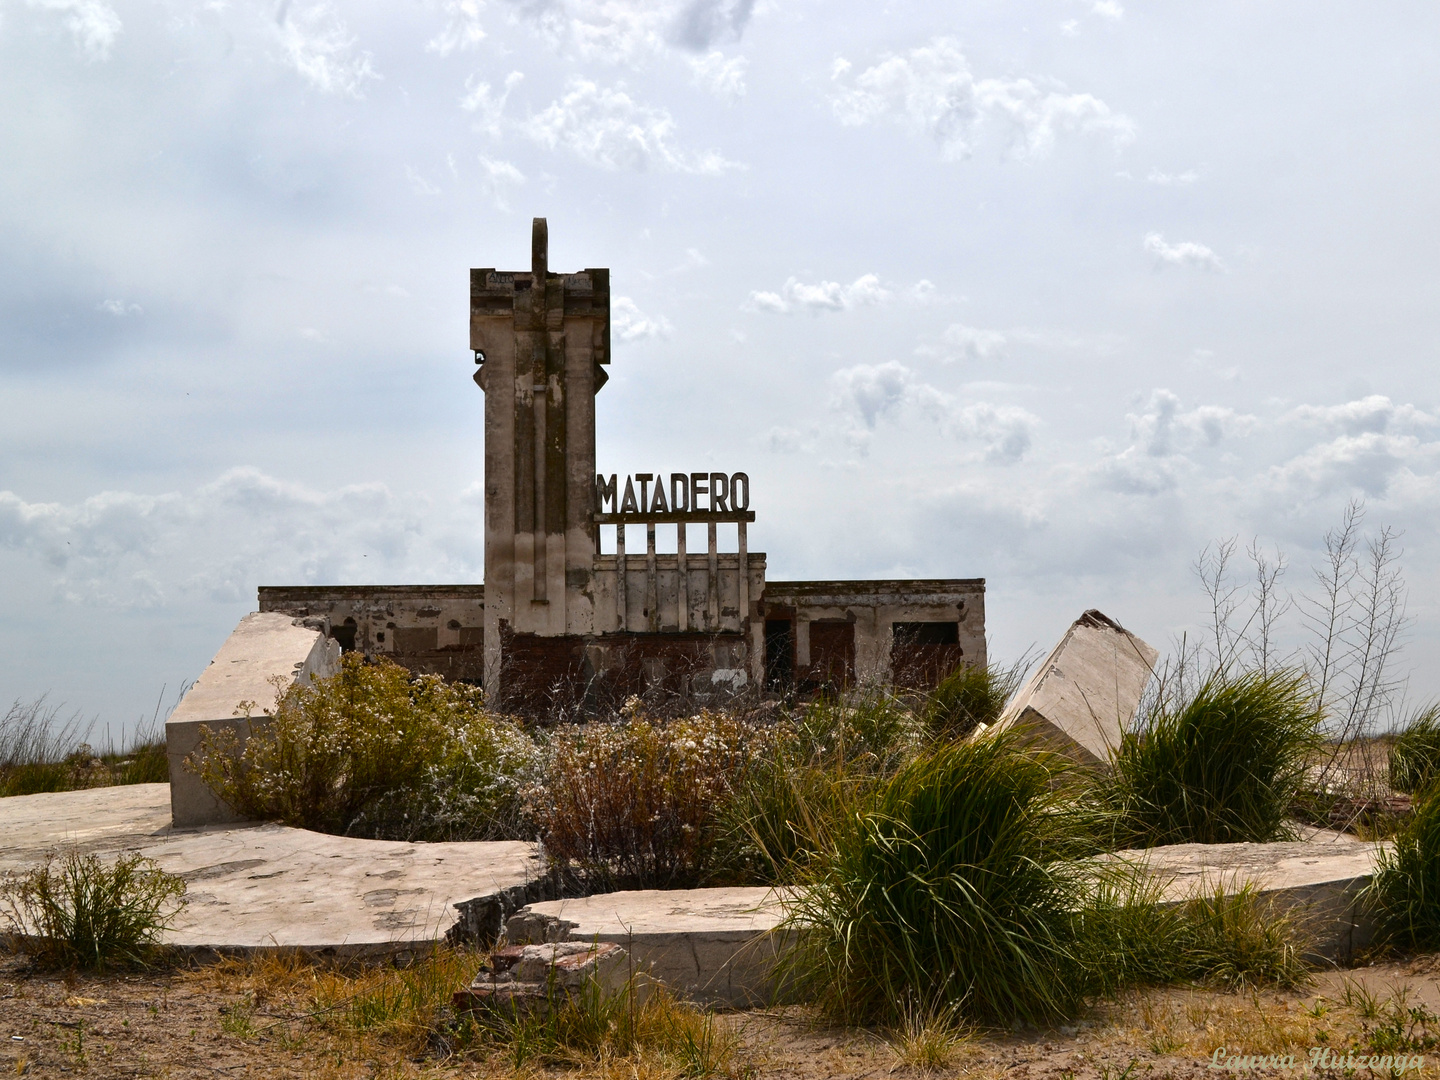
922;661;1023;741
1366;788;1440;950
1390;704;1440;796
782;730;1095;1025
0;849;186;970
1104;670;1323;847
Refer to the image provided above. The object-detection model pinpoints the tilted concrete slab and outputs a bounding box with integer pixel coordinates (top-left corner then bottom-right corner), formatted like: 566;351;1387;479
1107;830;1388;962
992;609;1158;765
520;888;794;1007
0;784;541;957
166;611;341;829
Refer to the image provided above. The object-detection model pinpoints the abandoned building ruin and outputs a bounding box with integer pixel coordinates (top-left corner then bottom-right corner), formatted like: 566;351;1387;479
256;219;986;713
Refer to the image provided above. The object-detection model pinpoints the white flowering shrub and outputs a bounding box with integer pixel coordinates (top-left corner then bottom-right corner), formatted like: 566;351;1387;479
193;654;540;840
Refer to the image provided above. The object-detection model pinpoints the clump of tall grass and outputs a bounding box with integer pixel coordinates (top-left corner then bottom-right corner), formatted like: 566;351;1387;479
193;654;540;840
1103;670;1323;847
715;686;921;884
1365;788;1440;951
1076;882;1311;995
0;696;170;798
922;661;1023;741
0;849;186;970
536;704;764;889
1389;704;1440;796
781;727;1317;1027
783;731;1096;1025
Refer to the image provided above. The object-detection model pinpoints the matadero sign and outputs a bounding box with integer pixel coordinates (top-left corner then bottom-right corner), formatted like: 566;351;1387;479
596;472;752;520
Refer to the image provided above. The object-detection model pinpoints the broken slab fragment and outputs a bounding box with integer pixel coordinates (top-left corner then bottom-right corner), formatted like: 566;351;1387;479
517;887;794;1007
454;941;630;1017
165;612;341;828
991;609;1158;766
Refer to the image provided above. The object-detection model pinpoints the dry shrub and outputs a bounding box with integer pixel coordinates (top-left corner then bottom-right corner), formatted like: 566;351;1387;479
536;702;767;889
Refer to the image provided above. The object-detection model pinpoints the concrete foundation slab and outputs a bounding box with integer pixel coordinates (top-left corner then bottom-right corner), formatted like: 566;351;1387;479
1110;830;1387;962
519;888;793;1007
993;609;1158;765
0;784;542;957
166;612;341;829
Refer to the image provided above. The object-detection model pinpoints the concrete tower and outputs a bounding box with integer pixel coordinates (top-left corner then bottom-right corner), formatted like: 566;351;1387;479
470;219;611;692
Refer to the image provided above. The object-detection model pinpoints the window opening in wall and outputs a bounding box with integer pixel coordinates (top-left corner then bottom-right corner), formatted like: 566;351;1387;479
891;621;960;646
765;618;795;689
331;617;358;652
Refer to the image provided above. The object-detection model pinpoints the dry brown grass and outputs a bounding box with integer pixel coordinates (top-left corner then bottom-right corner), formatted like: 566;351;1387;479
9;949;1440;1080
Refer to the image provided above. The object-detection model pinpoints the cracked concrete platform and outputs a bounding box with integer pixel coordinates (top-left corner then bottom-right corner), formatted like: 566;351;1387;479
522;888;794;1007
0;784;541;956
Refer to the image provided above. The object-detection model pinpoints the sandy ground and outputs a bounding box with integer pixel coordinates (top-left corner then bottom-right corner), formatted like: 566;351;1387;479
4;951;1440;1079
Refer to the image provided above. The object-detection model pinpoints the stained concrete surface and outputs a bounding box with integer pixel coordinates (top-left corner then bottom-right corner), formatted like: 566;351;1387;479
0;784;541;955
520;888;793;1006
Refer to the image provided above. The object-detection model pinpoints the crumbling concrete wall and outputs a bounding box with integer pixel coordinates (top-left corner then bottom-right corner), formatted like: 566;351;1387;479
761;579;986;691
165;612;340;828
259;585;485;682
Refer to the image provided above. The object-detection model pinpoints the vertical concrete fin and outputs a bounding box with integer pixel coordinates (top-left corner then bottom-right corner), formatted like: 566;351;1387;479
532;217;548;280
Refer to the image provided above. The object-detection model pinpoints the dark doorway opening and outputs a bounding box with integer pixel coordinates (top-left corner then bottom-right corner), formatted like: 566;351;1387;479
765;619;795;689
331;617;358;652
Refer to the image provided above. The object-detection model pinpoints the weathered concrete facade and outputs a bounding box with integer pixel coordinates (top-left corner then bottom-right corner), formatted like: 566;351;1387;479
254;218;988;712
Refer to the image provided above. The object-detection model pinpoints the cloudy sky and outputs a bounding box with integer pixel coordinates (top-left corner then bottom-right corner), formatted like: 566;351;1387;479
3;0;1439;738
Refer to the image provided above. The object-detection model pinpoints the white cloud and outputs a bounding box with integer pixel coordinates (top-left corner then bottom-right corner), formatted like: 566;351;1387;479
763;426;815;454
1147;167;1200;185
1262;432;1440;504
926;322;1006;362
670;0;754;51
611;296;673;341
1091;1;1124;20
27;0;121;60
427;0;486;55
1094;389;1258;493
671;248;710;272
830;37;1135;161
498;0;755;64
1143;232;1225;271
0;469;474;610
743;274;897;314
829;361;1038;463
460;71;524;137
97;299;141;317
405;165;441;196
477;156;525;210
688;51;747;100
273;1;378;97
1286;395;1438;437
1060;19;1080;36
521;78;739;173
